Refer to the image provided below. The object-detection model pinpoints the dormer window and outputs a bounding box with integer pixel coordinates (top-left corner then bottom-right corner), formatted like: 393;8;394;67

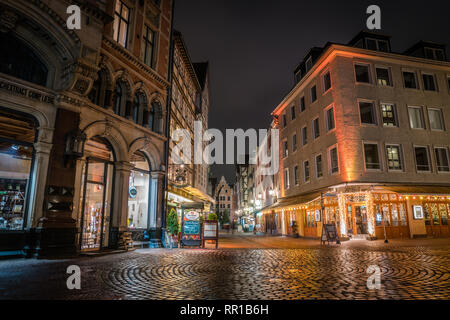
425;48;445;61
305;57;313;73
365;38;390;52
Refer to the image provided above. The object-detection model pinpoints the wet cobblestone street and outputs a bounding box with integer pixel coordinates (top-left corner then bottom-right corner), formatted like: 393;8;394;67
0;236;449;300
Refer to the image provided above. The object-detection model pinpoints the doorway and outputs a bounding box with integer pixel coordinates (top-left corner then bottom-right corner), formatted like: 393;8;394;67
348;204;368;235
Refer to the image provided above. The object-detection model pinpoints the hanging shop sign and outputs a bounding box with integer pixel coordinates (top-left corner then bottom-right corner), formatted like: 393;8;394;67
413;205;424;220
202;220;219;249
129;186;137;198
321;224;340;245
180;202;203;248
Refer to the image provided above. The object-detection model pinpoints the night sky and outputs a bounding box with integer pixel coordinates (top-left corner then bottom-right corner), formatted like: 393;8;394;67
174;0;450;183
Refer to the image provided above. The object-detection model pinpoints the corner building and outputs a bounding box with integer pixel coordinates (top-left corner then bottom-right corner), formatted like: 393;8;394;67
0;0;173;257
265;31;450;240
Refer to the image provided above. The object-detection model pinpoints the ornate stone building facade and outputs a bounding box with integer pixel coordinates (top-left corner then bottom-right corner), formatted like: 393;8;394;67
0;0;174;257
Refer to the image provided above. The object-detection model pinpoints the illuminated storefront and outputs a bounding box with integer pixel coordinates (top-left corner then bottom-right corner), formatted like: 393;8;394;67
264;186;450;240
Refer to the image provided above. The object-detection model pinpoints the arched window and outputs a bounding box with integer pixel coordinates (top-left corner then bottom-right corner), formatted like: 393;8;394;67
113;83;123;116
150;100;163;133
132;94;140;124
89;72;102;106
148;107;155;131
0;33;48;86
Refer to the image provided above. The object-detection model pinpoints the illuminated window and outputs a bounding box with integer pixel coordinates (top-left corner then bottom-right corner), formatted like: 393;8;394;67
386;145;403;171
376;67;391;86
381;103;397;127
113;1;130;48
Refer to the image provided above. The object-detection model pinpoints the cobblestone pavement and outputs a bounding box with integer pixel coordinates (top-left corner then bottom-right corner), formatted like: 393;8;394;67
0;236;449;300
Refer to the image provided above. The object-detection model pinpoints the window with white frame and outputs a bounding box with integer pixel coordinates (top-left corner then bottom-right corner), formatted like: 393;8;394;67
422;74;437;91
403;71;418;89
425;47;445;61
113;1;130;48
363;143;381;170
323;71;332;92
366;38;390;52
381;103;398;127
303;160;310;182
292;133;297;152
284;168;290;189
414;146;431;172
294;165;299;185
355;64;371;83
386;145;403;171
291;105;296;120
428;108;445;131
283;140;288;158
310;85;317;103
313;117;320;139
325;105;335;131
301;126;308;146
329;146;339;174
376;67;392;86
300;96;306;112
315;154;323;178
408;106;425;129
359;101;377;125
435;148;450;172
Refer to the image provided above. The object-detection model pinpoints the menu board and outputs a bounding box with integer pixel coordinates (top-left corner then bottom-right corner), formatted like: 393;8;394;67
202;220;219;248
181;209;202;247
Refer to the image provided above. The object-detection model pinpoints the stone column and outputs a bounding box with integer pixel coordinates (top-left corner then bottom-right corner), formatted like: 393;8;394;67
28;141;53;228
110;161;133;249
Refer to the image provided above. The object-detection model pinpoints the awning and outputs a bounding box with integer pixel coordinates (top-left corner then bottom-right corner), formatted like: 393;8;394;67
374;185;450;196
262;190;325;212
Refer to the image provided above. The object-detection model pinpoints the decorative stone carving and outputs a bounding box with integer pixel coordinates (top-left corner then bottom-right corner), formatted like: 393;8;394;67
65;58;100;96
0;9;18;33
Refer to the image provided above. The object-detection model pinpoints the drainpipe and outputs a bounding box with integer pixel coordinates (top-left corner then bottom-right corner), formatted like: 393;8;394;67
161;0;176;245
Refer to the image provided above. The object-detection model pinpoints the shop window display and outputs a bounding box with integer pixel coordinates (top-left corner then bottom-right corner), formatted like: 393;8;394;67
128;152;150;229
0;108;36;230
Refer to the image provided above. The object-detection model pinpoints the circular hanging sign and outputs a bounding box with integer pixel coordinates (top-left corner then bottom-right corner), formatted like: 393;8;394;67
129;186;138;198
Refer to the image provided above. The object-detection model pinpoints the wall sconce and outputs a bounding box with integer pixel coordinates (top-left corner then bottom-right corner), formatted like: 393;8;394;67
65;129;86;158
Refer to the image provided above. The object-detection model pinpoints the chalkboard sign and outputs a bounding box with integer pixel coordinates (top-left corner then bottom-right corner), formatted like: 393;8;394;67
181;203;203;248
321;224;341;245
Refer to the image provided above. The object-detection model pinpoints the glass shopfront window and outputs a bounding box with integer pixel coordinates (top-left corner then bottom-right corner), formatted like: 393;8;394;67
127;152;150;229
0;108;36;230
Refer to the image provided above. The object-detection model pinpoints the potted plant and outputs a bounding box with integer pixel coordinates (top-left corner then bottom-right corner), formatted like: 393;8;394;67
207;213;218;221
167;208;179;248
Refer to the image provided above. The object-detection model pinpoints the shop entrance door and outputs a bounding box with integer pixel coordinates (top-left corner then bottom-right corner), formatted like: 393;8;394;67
351;204;368;235
424;202;450;238
80;158;114;251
